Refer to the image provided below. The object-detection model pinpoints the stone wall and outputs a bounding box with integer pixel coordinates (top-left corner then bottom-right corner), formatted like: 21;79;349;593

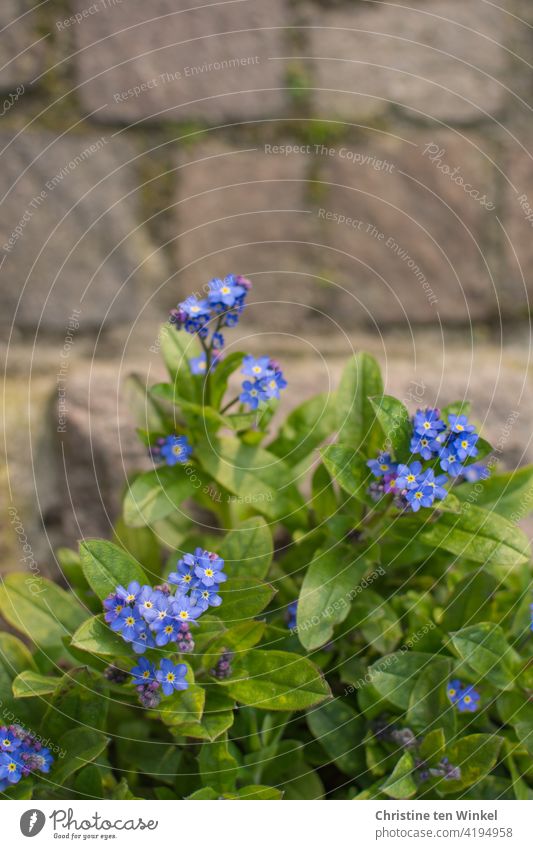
1;0;533;571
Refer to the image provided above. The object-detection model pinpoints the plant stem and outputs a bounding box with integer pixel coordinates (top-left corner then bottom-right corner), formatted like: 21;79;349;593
221;396;240;414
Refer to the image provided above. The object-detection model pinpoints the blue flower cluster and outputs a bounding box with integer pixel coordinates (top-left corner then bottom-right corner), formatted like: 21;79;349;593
447;679;481;713
367;409;486;512
104;550;226;657
150;434;193;467
170;274;252;339
0;724;53;789
130;657;188;707
240;356;288;410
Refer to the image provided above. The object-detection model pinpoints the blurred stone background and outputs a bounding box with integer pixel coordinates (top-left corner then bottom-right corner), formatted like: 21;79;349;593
1;0;533;573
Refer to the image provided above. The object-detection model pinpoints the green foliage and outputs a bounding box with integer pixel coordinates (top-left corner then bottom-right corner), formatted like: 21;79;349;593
3;326;531;801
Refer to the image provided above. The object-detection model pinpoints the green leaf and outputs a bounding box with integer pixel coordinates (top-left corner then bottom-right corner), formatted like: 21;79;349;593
297;544;376;650
196;437;307;527
369;395;411;461
202;621;266;669
159;322;200;401
450;623;519;690
211;352;245;409
419;502;531;569
150;384;230;429
52;728;108;785
307;699;366;776
406;658;456;740
79;539;150;601
220;649;331;711
123;467;191;528
368;652;435;710
0;633;37;719
438;734;503;795
336;353;383;454
170;689;235;741
230;785;283;800
269;393;337;465
455;465;533;520
70;615;130;659
419;728;446;766
219;577;275;625
199;735;238;794
12;671;62;699
0;574;84;649
348;590;402;654
321;444;372;504
159;664;205;729
381;751;418;799
442;570;499;632
311;463;338;523
218;517;273;580
42;668;109;740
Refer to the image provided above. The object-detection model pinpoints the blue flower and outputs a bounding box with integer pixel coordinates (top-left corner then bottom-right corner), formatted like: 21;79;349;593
130;657;157;687
452;432;479;462
179;296;211;333
367;453;396;478
212;332;225;350
194;552;227;587
419;468;448;500
189;354;208;375
143;593;174;626
413;409;446;438
240;379;269;409
191;585;222;611
110;607;142;642
116;581;142;606
287;601;298;630
131;626;156;654
439;446;464;476
171;593;203;623
156;660;188;697
0;729;21;753
153;617;180;647
0;752;22;784
410;434;436;461
242;355;272;379
406;485;435;512
462;463;490;483
137;586;164;620
168;556;199;591
456;685;480;713
103;593;126;624
208;275;247;310
448;414;476;435
396;461;423;490
447;679;462;704
159;435;193;466
262;370;287;400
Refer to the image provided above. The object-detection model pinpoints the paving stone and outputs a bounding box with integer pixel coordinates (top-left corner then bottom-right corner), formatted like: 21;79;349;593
172;140;338;331
71;0;287;123
306;0;513;124
0;130;166;330
0;0;45;92
315;130;502;325
503;139;533;317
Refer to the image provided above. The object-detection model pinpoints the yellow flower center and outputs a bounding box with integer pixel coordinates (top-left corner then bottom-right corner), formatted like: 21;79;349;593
142;671;150;679
423;421;431;430
205;568;214;578
164;625;173;635
166;673;175;683
172;445;183;456
456;424;464;431
464;695;471;704
461;440;468;449
221;286;231;295
179;611;189;620
252;365;262;374
125;617;135;626
145;601;153;609
7;762;16;772
126;594;135;603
